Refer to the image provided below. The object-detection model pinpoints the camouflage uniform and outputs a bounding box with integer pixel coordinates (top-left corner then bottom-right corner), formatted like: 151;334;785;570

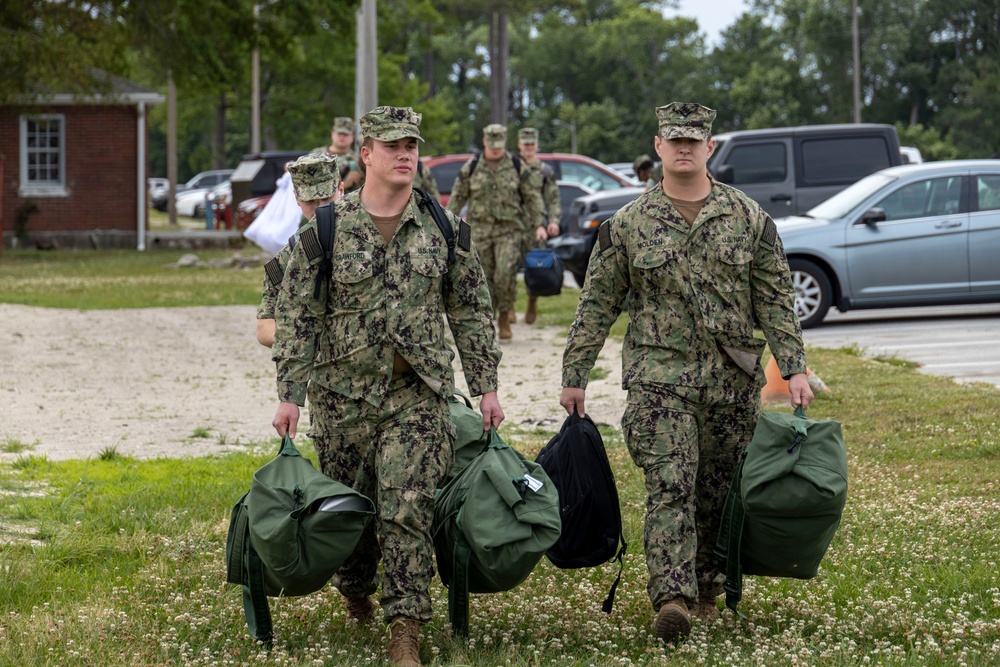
312;116;362;193
412;161;441;201
562;103;807;612
273;107;501;623
518;128;560;306
447;124;544;315
258;153;340;330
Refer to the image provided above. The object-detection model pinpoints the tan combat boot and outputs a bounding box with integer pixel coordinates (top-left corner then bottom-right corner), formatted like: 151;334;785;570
498;312;513;340
509;310;517;323
524;296;538;324
692;596;720;621
387;616;422;667
654;597;691;645
345;596;377;623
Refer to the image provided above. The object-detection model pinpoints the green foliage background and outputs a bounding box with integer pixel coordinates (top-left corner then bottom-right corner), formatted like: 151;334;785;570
5;0;999;179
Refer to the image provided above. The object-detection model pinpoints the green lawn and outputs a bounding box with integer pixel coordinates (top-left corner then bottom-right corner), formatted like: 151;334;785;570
0;249;997;665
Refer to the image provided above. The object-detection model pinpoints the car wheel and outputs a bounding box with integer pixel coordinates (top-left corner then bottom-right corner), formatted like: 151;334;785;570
193;204;205;218
789;259;832;328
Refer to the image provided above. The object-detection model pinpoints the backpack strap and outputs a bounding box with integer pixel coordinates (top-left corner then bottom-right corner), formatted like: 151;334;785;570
313;202;336;299
715;452;748;618
601;539;627;613
414;187;465;263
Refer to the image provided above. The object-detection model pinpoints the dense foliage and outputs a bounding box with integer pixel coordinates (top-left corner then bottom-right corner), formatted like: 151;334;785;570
4;0;998;179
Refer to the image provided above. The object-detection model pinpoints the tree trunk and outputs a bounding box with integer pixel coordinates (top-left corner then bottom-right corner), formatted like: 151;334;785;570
423;24;435;96
213;93;226;170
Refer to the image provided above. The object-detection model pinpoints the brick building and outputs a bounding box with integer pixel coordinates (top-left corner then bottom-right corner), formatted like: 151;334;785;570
0;73;164;250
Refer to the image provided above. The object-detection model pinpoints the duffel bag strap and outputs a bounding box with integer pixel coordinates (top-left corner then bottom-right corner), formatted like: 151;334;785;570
225;492;250;586
448;532;473;637
243;541;274;647
601;539;627;613
716;454;747;618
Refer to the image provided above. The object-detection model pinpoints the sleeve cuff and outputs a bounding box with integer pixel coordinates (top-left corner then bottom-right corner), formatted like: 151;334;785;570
561;368;590;390
277;380;307;406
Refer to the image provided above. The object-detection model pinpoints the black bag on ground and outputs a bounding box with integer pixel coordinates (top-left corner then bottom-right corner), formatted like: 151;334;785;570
534;410;627;612
523;247;564;297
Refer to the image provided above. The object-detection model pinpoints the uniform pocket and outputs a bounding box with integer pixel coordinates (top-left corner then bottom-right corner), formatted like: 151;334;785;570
714;244;752;294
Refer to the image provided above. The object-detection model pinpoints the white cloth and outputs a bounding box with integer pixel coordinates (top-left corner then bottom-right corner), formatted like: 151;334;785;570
242;172;302;255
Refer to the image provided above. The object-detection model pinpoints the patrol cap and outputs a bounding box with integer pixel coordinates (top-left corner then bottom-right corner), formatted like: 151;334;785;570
633;154;654;173
359;106;423;142
286;153;340;202
483;123;507;149
332;116;354;134
517;127;538;145
655;102;717;141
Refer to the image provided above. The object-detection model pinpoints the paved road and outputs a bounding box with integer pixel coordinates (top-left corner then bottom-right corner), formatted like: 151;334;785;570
801;304;1000;387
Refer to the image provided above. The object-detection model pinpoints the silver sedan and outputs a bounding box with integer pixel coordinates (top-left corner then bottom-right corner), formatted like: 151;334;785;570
775;160;1000;328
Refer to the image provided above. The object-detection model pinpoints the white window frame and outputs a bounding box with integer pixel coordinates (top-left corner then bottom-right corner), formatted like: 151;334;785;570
19;113;68;197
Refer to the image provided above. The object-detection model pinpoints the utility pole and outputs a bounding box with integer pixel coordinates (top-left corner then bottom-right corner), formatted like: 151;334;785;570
251;2;261;154
851;0;861;123
355;0;378;127
167;73;177;226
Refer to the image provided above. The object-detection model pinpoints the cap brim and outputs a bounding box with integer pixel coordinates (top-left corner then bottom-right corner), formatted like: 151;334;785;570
659;127;710;141
369;129;424;142
485;139;506;148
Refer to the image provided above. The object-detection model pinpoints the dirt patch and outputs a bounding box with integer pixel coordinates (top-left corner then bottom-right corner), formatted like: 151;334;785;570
0;304;627;461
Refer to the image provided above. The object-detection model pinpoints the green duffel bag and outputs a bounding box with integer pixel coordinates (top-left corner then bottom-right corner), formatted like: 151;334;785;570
226;435;375;644
716;406;848;614
433;428;562;636
446;390;490;485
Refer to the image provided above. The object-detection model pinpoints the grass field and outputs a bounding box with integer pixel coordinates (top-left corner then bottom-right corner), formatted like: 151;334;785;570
0;249;998;666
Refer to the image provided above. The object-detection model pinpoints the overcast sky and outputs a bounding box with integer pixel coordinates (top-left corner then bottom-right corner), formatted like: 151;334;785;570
669;0;750;46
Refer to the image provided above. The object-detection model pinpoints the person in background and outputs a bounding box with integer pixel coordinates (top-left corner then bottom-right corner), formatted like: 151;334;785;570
559;102;813;646
312;116;363;192
447;123;544;340
256;153;342;347
516;127;562;324
272;106;504;667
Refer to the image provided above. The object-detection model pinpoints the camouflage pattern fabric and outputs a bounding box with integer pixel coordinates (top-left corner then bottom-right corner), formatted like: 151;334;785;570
561;175;807;609
359;106;423;142
272;190;501;408
655;102;716;141
562;178;806;391
447;153;544;312
256;244;290;321
623;381;760;608
308;375;456;622
413;161;440;201
333;116;354;134
286;153;340;202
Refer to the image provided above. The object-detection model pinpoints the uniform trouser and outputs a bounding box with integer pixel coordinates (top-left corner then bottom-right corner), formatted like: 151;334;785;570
307;374;454;622
474;226;522;313
621;380;761;610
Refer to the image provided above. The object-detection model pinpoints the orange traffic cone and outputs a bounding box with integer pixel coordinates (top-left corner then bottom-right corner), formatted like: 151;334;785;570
761;357;831;404
760;357;790;404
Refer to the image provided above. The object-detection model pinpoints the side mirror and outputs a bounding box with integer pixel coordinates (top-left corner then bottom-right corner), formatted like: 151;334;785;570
714;165;734;184
860;207;886;225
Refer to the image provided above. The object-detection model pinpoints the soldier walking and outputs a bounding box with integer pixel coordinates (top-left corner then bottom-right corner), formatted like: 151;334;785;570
447;123;545;340
559;102;813;645
256;152;343;347
516;127;562;324
312;116;363;192
273;106;504;667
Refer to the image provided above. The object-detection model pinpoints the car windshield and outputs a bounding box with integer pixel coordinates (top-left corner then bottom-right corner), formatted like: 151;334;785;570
806;172;898;219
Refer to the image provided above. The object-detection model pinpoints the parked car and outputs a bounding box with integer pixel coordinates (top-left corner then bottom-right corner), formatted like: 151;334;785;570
708;123;903;217
547;186;646;287
547;123;906;287
606;162;638;180
151;169;233;211
175;186;213;218
900;146;924;164
423;153;634;206
775;160;1000;328
235;194;272;231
